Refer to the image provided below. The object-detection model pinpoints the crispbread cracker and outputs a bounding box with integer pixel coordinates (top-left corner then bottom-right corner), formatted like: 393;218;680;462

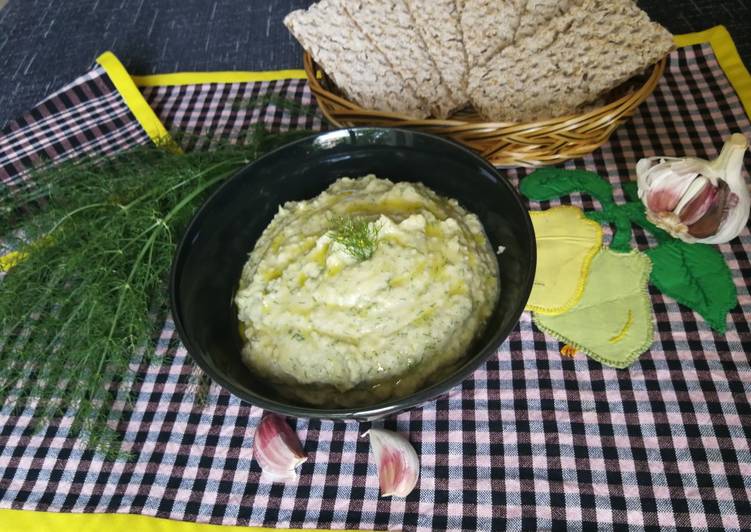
467;0;584;114
345;0;459;118
460;0;524;68
515;0;583;41
284;0;428;118
469;0;673;122
405;0;469;107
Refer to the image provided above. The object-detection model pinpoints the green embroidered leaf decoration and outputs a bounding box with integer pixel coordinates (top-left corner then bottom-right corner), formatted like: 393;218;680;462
622;180;639;201
646;240;737;332
585;208;633;252
620;201;672;244
521;168;615;206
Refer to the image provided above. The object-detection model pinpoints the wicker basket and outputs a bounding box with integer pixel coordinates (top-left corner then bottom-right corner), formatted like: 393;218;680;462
304;52;668;167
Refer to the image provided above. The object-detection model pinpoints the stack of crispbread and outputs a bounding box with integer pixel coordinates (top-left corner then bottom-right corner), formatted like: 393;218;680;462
284;0;673;122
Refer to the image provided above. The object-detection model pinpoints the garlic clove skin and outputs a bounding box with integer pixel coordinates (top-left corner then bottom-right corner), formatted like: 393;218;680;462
685;180;729;238
676;176;717;226
363;428;419;498
636;134;749;244
253;413;307;482
638;160;699;213
700;134;749;244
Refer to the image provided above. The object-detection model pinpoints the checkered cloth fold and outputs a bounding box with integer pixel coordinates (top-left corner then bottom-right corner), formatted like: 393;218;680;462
1;44;750;531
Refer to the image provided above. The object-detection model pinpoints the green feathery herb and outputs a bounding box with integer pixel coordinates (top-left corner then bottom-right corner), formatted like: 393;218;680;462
328;215;380;261
0;127;313;459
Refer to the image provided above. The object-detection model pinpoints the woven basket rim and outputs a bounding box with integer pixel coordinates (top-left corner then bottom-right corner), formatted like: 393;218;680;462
302;52;668;166
304;51;668;129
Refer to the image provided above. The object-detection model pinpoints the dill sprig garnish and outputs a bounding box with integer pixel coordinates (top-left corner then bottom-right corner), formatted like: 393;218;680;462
328;215;380;261
0;127;312;459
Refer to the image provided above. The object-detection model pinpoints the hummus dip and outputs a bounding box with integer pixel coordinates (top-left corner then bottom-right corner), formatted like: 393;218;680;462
235;175;499;405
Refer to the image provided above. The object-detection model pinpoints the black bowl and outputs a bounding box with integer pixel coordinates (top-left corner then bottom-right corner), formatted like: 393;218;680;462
170;128;535;420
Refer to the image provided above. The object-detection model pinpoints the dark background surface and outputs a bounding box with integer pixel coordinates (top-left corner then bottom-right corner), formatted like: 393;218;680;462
1;0;749;128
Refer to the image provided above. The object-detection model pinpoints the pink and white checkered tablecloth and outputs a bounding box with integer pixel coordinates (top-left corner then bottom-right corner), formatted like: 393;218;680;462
1;42;750;531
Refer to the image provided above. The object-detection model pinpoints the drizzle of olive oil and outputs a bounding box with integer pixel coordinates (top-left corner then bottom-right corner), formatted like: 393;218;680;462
424;222;443;238
238;323;248;341
427;257;448;278
325;263;345;277
343;198;444;220
447;281;468;297
261;268;282;282
270;233;285;252
309;242;330;267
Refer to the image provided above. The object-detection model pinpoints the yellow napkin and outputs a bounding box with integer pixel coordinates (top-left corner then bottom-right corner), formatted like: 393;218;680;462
526;206;602;315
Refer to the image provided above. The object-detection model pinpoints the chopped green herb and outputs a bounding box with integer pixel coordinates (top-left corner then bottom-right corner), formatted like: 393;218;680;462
328;215;380;261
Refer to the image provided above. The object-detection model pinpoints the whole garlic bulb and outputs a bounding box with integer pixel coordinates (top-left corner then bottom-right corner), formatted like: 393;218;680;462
635;133;749;244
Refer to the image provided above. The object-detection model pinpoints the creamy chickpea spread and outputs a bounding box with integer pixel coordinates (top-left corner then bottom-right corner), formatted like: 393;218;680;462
235;175;499;405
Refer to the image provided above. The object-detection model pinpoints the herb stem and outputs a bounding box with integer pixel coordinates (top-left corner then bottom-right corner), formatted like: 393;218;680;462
47;202;111;235
44;298;88;351
95;166;238;383
96;229;158;382
124;159;247;212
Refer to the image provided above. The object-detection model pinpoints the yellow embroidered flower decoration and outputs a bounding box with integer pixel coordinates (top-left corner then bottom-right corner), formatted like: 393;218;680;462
526;206;602;315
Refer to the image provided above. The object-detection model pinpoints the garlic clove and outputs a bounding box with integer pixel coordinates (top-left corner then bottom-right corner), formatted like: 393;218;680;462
676;176;715;226
253;413;307;482
643;164;699;212
687;180;730;238
363;428;419;498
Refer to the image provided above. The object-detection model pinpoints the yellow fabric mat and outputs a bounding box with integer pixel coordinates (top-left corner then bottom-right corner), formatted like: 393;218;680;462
1;509;350;532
